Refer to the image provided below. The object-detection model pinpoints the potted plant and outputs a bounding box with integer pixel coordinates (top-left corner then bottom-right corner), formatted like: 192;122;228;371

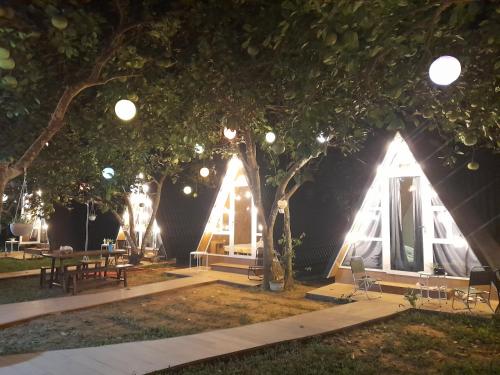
10;215;34;237
433;263;445;276
269;258;285;291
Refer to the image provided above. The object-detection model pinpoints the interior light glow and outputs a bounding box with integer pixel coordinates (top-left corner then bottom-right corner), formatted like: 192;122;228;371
183;186;192;195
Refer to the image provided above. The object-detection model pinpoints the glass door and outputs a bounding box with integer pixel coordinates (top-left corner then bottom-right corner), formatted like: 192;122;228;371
389;176;424;272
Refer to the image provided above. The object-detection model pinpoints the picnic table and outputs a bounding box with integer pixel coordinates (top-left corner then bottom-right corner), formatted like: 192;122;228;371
42;249;127;288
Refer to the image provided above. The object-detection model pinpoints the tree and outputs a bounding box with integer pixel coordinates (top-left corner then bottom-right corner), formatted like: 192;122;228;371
172;0;499;289
0;0;181;226
27;67;214;256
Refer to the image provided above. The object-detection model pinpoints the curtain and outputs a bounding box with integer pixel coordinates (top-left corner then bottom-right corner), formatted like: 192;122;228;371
433;219;481;277
390;178;410;270
412;177;424;271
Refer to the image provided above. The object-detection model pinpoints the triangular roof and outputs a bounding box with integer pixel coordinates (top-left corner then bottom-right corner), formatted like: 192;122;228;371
326;132;486;278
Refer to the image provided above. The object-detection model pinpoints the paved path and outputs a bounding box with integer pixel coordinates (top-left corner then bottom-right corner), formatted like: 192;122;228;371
0;269;260;328
0;299;405;375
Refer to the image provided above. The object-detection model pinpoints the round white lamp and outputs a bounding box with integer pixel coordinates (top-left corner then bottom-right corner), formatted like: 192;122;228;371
102;167;115;179
200;167;210;178
265;131;276;144
183;186;192;195
224;127;237;140
114;99;137;121
429;56;461;86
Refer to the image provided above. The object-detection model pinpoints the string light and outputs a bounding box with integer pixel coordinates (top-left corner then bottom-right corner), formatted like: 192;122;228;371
200;167;210;178
194;143;204;154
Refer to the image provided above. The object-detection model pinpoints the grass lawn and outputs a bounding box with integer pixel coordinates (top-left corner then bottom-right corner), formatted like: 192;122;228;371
0;283;329;355
163;310;500;375
0;264;175;304
0;256;56;273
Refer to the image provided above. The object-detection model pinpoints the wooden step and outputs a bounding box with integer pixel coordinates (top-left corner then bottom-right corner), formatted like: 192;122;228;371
211;262;250;275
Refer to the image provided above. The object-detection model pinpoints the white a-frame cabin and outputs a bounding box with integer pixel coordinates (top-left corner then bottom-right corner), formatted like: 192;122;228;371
327;133;482;287
193;157;263;269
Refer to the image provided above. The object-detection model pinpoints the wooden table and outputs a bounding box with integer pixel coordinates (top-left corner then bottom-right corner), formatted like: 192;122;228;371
42;250;127;288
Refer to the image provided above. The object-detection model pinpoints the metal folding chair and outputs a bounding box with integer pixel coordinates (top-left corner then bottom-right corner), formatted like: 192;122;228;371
350;256;382;299
452;266;494;312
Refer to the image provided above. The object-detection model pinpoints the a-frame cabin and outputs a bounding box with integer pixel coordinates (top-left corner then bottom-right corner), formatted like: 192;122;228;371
327;133;483;288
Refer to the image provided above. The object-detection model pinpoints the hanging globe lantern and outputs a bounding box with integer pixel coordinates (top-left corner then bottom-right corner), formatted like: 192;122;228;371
224;127;237;140
265;131;276;144
200;167;210;178
114;99;137;121
102;167;115;179
183;185;192;195
429;56;461;86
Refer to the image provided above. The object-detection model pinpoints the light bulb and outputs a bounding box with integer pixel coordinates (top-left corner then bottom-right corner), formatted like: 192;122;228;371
429;56;461;86
183;186;192;195
114;99;137;121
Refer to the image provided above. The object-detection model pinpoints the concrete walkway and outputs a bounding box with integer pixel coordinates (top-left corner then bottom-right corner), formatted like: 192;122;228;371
0;269;260;328
0;298;405;375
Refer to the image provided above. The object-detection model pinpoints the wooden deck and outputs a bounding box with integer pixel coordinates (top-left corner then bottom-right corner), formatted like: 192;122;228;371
0;268;260;328
0;298;405;375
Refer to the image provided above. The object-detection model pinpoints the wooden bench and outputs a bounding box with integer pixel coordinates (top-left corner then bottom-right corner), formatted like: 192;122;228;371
63;264;133;295
40;265;79;288
79;259;103;278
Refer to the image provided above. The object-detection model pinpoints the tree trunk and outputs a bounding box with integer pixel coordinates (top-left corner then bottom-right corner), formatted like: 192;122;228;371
125;195;138;251
283;204;294;290
0;174;7;231
140;175;166;255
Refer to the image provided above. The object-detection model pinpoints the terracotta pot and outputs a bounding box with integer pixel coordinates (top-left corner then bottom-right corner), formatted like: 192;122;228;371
10;223;33;237
269;280;285;292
